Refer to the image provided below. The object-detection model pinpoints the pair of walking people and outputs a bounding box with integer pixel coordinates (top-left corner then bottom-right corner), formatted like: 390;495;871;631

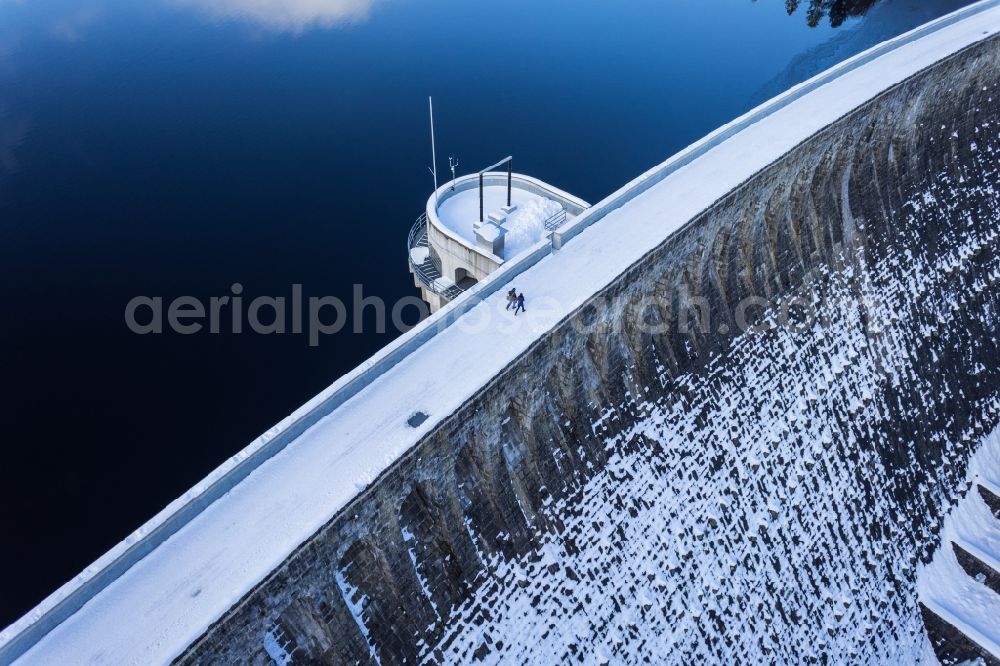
506;288;526;315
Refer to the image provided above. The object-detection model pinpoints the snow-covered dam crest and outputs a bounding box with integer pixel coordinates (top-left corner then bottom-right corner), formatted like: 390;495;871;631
4;3;1000;665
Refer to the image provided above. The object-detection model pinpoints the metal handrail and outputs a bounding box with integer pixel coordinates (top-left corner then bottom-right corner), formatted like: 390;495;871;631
406;214;434;290
407;213;464;300
407;212;428;253
543;208;568;231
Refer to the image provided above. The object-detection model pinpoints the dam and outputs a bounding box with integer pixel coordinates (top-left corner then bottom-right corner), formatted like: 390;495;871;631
3;2;1000;664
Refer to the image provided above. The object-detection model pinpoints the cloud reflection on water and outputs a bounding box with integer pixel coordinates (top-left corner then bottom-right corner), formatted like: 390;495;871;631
169;0;379;33
50;6;103;42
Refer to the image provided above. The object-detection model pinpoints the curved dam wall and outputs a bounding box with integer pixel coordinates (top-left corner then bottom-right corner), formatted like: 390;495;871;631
179;34;1000;666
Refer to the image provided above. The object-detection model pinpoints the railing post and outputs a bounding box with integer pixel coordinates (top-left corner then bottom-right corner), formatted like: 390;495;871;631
479;172;484;222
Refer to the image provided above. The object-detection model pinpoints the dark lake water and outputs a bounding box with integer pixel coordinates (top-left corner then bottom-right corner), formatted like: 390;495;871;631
0;0;973;627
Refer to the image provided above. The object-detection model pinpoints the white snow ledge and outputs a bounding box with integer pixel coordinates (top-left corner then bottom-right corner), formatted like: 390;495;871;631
3;2;1000;664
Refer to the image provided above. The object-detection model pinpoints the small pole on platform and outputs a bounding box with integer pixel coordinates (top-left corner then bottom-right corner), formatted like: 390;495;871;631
449;156;458;191
428;96;439;210
479;172;484;223
507;157;512;208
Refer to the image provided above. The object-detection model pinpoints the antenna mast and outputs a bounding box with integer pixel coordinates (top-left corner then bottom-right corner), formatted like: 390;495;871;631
428;97;439;210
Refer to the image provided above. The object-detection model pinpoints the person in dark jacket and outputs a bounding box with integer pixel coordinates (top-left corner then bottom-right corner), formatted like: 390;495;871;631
506;288;517;311
514;292;526;315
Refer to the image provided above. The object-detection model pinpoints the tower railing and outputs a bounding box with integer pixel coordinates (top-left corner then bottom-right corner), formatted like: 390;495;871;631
542;208;568;231
407;213;464;300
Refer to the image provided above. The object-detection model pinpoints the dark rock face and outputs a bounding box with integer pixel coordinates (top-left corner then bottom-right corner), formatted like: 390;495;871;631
178;36;1000;665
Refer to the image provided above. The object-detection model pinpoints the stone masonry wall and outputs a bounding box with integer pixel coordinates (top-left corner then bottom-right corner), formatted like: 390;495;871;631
179;35;1000;665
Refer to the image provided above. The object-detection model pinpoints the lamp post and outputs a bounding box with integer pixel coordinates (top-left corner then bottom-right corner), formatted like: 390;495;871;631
507;157;512;208
478;156;513;223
